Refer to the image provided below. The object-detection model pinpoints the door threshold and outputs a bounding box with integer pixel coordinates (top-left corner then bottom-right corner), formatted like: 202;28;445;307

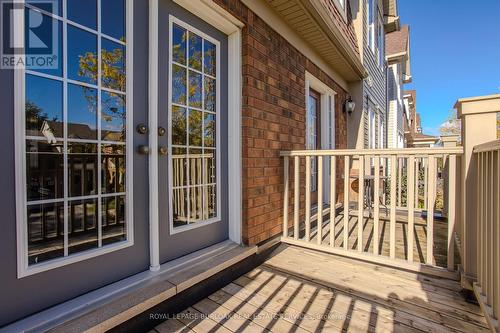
2;241;256;333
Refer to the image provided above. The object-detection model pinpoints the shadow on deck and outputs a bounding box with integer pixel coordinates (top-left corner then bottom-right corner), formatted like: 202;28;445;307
152;245;487;333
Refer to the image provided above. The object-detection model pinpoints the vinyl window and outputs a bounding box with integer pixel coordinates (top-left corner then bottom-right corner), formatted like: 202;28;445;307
16;0;133;277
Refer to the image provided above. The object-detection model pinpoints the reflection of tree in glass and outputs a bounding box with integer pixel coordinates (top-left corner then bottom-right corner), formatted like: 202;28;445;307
204;116;215;147
172;27;187;64
188;32;202;70
78;47;126;139
189;110;203;146
172;107;187;145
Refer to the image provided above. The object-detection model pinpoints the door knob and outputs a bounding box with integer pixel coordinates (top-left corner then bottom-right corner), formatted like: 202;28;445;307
137;145;150;155
136;123;148;134
159;146;168;156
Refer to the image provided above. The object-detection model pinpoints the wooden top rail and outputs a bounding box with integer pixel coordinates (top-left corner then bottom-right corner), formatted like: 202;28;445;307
280;147;464;157
473;139;500;153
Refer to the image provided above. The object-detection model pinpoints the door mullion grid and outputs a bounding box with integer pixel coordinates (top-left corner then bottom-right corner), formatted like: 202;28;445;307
62;0;69;257
97;0;103;247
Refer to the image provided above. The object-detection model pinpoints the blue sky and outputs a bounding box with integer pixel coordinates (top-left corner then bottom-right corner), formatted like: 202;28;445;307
399;0;500;135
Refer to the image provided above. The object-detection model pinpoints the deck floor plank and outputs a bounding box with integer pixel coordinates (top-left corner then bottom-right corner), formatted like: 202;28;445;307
154;245;487;333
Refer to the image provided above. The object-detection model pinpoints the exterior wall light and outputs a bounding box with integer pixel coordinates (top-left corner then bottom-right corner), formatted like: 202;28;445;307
344;97;356;115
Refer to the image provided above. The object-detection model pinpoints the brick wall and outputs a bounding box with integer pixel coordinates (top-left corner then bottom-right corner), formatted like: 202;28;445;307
214;0;350;245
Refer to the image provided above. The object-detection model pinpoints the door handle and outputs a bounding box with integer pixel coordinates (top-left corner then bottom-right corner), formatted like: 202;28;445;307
159;146;168;156
137;145;150;155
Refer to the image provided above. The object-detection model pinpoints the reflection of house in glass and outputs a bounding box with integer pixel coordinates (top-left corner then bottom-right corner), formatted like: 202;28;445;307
27;121;126;265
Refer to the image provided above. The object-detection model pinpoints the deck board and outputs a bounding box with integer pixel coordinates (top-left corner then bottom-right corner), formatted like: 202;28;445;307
154;245;487;333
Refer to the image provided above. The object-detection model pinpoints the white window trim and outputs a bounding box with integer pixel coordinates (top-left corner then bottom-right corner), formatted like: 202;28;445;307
167;15;222;235
305;71;337;202
15;0;134;278
367;0;375;52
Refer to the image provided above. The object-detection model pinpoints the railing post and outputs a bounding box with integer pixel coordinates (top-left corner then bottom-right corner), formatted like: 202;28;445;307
283;156;289;237
390;155;397;259
343;155;350;250
407;155;415;262
373;156;380;255
305;156;311;241
455;95;500;288
317;156;323;245
427;155;436;265
294;156;300;240
330;156;336;247
357;156;364;252
447;154;457;270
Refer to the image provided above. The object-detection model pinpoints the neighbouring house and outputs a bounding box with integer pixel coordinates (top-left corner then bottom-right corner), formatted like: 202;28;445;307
0;0;368;329
386;25;411;148
403;90;439;148
348;0;394;150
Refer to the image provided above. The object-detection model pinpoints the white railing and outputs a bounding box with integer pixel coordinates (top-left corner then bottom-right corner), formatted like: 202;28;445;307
281;147;463;278
473;140;500;331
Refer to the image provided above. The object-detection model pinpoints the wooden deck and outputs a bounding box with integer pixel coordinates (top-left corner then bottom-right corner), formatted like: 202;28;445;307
152;245;487;333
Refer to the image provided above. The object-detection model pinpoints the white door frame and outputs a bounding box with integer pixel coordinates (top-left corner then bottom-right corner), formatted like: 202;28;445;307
148;0;243;271
305;71;336;203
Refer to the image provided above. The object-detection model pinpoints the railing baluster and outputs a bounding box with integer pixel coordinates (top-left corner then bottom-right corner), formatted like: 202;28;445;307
415;157;419;209
447;154;456;270
390;155;397;259
317;156;323;245
305;156;311;241
478;153;484;290
374;156;380;255
283;156;289;237
488;151;493;305
426;155;436;265
408;155;415;262
398;158;402;207
424;158;428;210
330;156;336;247
358;156;364;252
344;155;350;250
483;152;487;297
294;156;300;240
495;150;500;320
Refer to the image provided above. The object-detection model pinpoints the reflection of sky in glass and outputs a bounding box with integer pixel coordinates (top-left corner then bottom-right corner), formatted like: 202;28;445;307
203;40;216;77
189;71;202;108
188;32;202;71
67;0;97;30
68;83;97;139
102;0;125;40
172;24;186;65
24;11;63;77
101;38;126;92
26;74;63;137
68;26;97;84
101;91;126;141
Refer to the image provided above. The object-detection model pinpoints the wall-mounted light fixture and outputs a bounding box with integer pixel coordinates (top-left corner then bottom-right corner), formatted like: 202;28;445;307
344;96;355;115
